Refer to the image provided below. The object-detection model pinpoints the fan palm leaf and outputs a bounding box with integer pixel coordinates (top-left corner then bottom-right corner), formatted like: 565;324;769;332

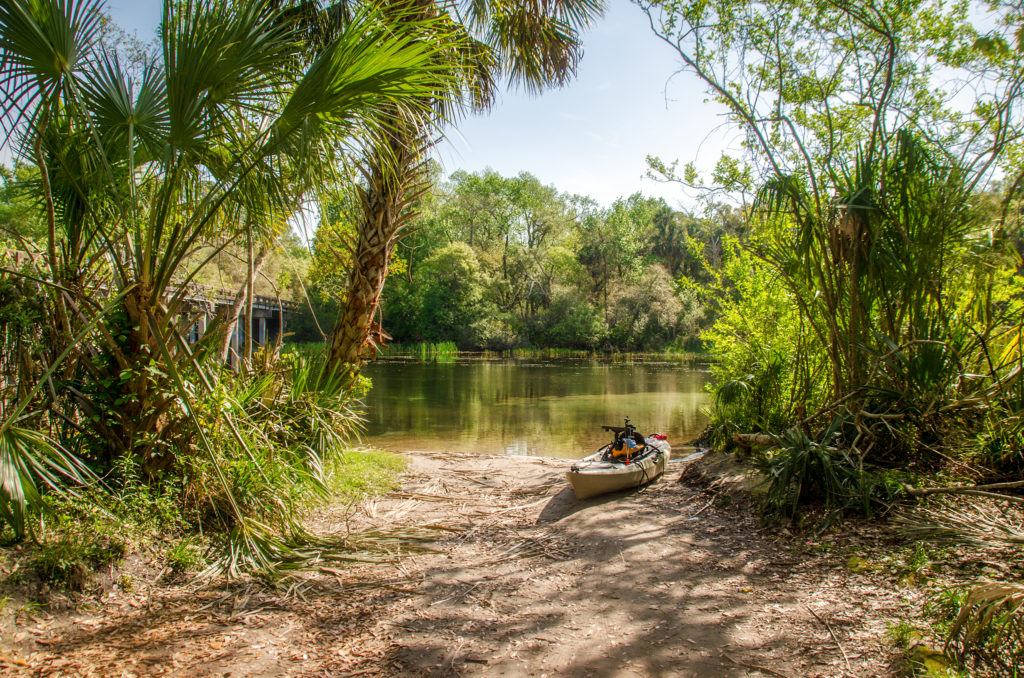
0;422;93;539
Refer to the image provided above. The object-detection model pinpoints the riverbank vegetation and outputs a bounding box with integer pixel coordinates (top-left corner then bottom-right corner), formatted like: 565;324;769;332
0;0;567;581
302;168;738;353
635;0;1024;671
0;0;605;589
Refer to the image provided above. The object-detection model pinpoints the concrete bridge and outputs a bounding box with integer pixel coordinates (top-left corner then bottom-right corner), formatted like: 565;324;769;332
2;250;299;358
179;282;299;357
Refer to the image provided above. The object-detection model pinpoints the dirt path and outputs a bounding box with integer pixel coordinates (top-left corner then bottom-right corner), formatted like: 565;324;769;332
2;453;912;677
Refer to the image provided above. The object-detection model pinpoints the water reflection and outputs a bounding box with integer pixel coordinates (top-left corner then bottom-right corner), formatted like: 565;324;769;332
361;360;711;459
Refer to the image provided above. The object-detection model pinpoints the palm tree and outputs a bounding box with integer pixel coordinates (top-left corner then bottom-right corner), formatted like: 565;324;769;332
323;0;605;370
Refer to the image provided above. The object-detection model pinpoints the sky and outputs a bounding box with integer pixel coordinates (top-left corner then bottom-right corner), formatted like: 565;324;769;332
105;0;733;210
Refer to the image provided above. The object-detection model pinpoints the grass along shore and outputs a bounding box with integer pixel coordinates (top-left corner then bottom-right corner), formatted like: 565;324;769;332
286;341;704;363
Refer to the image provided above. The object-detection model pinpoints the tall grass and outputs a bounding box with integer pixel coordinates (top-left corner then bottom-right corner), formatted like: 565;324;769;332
377;341;458;361
283;342;328;361
369;343;701;363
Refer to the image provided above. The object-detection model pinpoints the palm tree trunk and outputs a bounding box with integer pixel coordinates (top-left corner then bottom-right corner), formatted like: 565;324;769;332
326;122;426;371
244;235;254;361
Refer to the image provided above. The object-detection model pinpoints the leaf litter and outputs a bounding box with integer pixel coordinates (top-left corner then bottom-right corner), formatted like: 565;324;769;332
0;451;933;676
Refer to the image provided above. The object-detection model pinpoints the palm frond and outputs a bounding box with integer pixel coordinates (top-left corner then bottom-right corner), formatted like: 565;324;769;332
0;423;95;539
0;0;104;142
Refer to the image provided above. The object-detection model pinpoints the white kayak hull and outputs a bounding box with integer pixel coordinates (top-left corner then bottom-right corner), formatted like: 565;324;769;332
567;438;671;500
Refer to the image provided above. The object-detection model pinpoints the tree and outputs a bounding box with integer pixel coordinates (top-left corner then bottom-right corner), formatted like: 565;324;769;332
638;0;1023;192
577;193;661;320
639;0;1024;515
324;0;604;372
637;0;1024;401
413;242;491;346
608;264;683;349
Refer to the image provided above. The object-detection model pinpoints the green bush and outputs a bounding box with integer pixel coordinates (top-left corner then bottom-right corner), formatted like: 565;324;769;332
527;288;607;349
759;421;900;522
165;537;205;576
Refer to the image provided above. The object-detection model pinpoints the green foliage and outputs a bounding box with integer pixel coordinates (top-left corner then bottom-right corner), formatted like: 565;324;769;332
0;165;45;243
417;243;483;332
378;169;721;352
607;265;683;349
106;453;186;531
29;499;129;591
0;0;471;575
759;421;900;522
889;620;924;650
165;537;205;576
403;242;511;348
942;583;1024;677
527;287;607;349
692;235;824;435
0;275;45;336
182;354;366;532
0;424;95;540
689;130;1022;518
30;531;123;591
638;0;1024;522
378;341;458;361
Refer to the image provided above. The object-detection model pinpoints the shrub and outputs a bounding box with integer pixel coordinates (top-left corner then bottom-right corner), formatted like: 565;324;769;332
527;288;607;349
31;529;126;591
759;421;900;522
165;537;205;576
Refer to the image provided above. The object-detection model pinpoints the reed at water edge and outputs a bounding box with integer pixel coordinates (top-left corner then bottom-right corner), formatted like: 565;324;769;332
284;341;703;364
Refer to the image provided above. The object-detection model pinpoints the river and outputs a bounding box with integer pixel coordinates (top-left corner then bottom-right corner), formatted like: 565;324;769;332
361;359;711;458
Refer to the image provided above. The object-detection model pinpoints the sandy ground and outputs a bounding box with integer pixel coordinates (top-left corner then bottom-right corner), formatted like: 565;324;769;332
0;452;914;677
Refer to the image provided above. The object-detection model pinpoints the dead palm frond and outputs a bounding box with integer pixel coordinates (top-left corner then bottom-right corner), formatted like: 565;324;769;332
946;582;1024;676
896;500;1024;549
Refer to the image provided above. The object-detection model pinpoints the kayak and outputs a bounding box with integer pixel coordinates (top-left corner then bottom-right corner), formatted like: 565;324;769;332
567;435;671;500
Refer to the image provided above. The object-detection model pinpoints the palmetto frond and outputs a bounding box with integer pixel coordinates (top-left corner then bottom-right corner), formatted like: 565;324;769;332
0;422;95;539
0;0;104;142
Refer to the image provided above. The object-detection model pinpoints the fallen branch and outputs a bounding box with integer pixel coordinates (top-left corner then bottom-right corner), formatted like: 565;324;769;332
688;496;716;520
806;605;852;674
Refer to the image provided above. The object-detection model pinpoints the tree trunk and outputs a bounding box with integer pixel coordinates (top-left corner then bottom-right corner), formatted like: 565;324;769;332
217;244;272;363
326;121;425;372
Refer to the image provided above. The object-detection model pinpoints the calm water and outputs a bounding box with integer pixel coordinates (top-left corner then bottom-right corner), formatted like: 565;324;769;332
360;359;711;458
